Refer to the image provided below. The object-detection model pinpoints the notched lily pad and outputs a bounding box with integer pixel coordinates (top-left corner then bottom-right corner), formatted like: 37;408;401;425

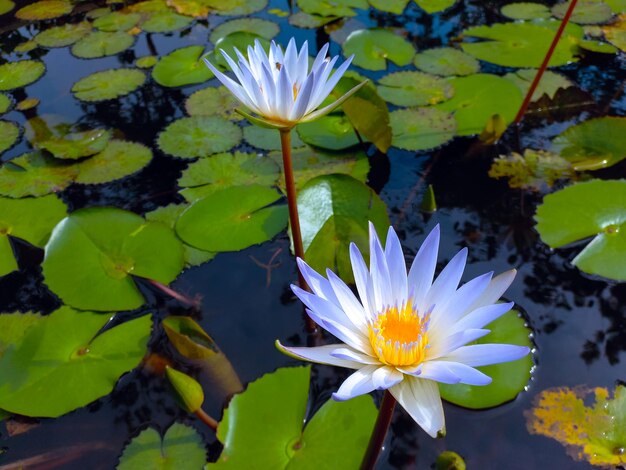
0;60;46;91
73;140;153;184
36;129;111;160
209;17;279;43
185;86;242;120
71;31;136;59
72;68;146;102
377;71;454;106
34;22;91;48
140;11;193;33
15;0;71;20
343;29;415;71
152;45;213;87
390;107;456;151
93;11;141;31
0;152;77;198
413;47;479;77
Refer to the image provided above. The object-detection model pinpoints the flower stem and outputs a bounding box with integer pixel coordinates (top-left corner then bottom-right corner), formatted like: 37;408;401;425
513;0;579;124
279;128;316;333
360;390;397;470
194;408;218;431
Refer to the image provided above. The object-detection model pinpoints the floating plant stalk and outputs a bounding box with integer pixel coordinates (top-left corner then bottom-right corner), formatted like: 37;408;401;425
360;390;397;470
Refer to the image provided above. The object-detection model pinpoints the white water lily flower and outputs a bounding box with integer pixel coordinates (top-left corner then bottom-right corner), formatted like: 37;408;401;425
203;38;366;129
277;224;530;438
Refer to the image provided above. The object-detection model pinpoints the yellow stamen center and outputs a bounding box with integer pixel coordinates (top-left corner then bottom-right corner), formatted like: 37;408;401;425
368;302;429;367
292;84;299;100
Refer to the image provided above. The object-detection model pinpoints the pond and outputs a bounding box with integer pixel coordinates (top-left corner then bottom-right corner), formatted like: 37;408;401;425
0;0;625;468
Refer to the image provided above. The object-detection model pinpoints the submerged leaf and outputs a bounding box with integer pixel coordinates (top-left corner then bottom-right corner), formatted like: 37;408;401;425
489;150;575;190
71;68;146;102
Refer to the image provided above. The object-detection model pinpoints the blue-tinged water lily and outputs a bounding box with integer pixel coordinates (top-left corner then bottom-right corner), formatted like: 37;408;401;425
204;38;366;129
277;224;530;438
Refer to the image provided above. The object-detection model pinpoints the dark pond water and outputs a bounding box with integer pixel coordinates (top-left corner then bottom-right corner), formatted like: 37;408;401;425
0;0;625;468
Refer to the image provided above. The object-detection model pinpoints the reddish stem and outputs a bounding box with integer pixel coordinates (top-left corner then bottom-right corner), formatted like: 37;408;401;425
147;279;199;308
195;408;218;431
514;0;579;124
360;390;397;470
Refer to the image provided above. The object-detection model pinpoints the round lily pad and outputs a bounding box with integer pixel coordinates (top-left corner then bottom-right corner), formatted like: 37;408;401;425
436;74;522;136
369;0;410;13
86;7;112;19
118;423;206;470
0;60;46;91
42;207;185;311
0;121;20;155
210;32;271;70
0;306;151;417
377;71;454;106
461;22;582;67
552;0;614;24
0;195;67;276
0;0;14;15
504;69;573;101
71;31;136;59
127;0;169;13
73;140;153;184
343;29;415;71
214;0;268;15
298;0;368;17
34;22;91;48
413;47;480;76
415;0;457;13
136;55;158;68
72;68;146;102
157;116;242;159
0;152;77;198
178;151;280;201
93;11;141;31
551;117;626;170
152;45;213;88
501;2;551;20
296;115;360;150
166;0;212;17
535;180;626;280
243;125;305;151
209;17;279;43
0;93;11;114
175;185;288;252
141;11;193;32
439;310;533;409
390;107;456;151
185;86;242;120
36;129;111;160
15;0;71;20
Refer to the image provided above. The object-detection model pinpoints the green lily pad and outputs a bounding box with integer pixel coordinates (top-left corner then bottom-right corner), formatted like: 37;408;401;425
86;7;111;19
413;47;480;76
136;55;158;68
343;29;415;71
15;0;71;20
297;174;390;282
157;116;242;159
0;152;78;198
0;94;11;114
34;22;91;48
145;204;216;266
0;121;19;155
415;0;457;13
71;31;136;59
377;71;454;106
0;313;43;358
243;125;305;151
296;115;360;151
210;32;271;70
36;129;111;160
93;11;141;31
368;0;410;14
535;179;626;280
288;11;341;28
390;108;456;151
436;74;522;136
73;140;153;184
42;207;185;311
127;0;169;13
605;0;626;12
0;195;67;276
185;86;242;120
178;151;280;202
176;185;287;252
461;22;582;67
0;0;14;15
501;2;551;20
0;60;46;91
552;0;614;24
152;46;213;88
214;0;268;16
208;367;376;469
117;423;206;470
209;17;279;43
504;69;573;101
439;310;533;409
0;306;151;417
551;117;626;170
577;38;618;53
141;12;193;33
72;68;146;102
297;0;368;17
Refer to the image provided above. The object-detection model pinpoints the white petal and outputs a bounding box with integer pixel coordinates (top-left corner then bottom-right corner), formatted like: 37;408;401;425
330;347;379;365
310;43;330;76
276;342;363;369
311;54;353;108
296;258;339;304
275;65;292;120
384;226;408;306
390;377;445;438
466;269;517;313
350;242;376;319
289;69;316;121
421;247;468;314
448;302;514;334
260;62;278;111
304;307;373;355
332;365;379;401
442;344;530;367
295;40;309;84
416;361;491;385
428;328;490;359
305;56;338;112
407;225;440;308
408;361;461;384
369;222;393;311
372;366;404;389
326;269;369;333
203;58;259;113
283;37;298;82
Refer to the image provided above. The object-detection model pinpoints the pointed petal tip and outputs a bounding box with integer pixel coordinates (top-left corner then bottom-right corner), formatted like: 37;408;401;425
331;392;351;402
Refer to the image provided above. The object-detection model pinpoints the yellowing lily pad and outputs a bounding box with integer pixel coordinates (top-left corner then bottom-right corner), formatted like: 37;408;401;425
535;179;626;280
343;29;415;71
602;14;626;52
73;140;153;184
0;152;77;198
0;0;14;15
157;116;242;159
390;107;456;151
552;0;614;24
93;11;141;31
501;2;551;20
136;55;158;68
72;68;146;102
42;207;185;311
527;385;626;467
140;11;193;32
15;0;71;20
209;17;279;43
377;71;454;106
489;150;574;190
152;45;213;87
413;47;479;77
0;60;46;91
34;22;91;48
214;0;267;16
36;129;111;160
0;121;20;155
185;86;242;120
71;31;136;59
16;98;39;111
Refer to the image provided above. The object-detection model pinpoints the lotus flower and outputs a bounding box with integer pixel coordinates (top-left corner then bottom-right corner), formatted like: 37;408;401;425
277;224;530;437
203;38;366;129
